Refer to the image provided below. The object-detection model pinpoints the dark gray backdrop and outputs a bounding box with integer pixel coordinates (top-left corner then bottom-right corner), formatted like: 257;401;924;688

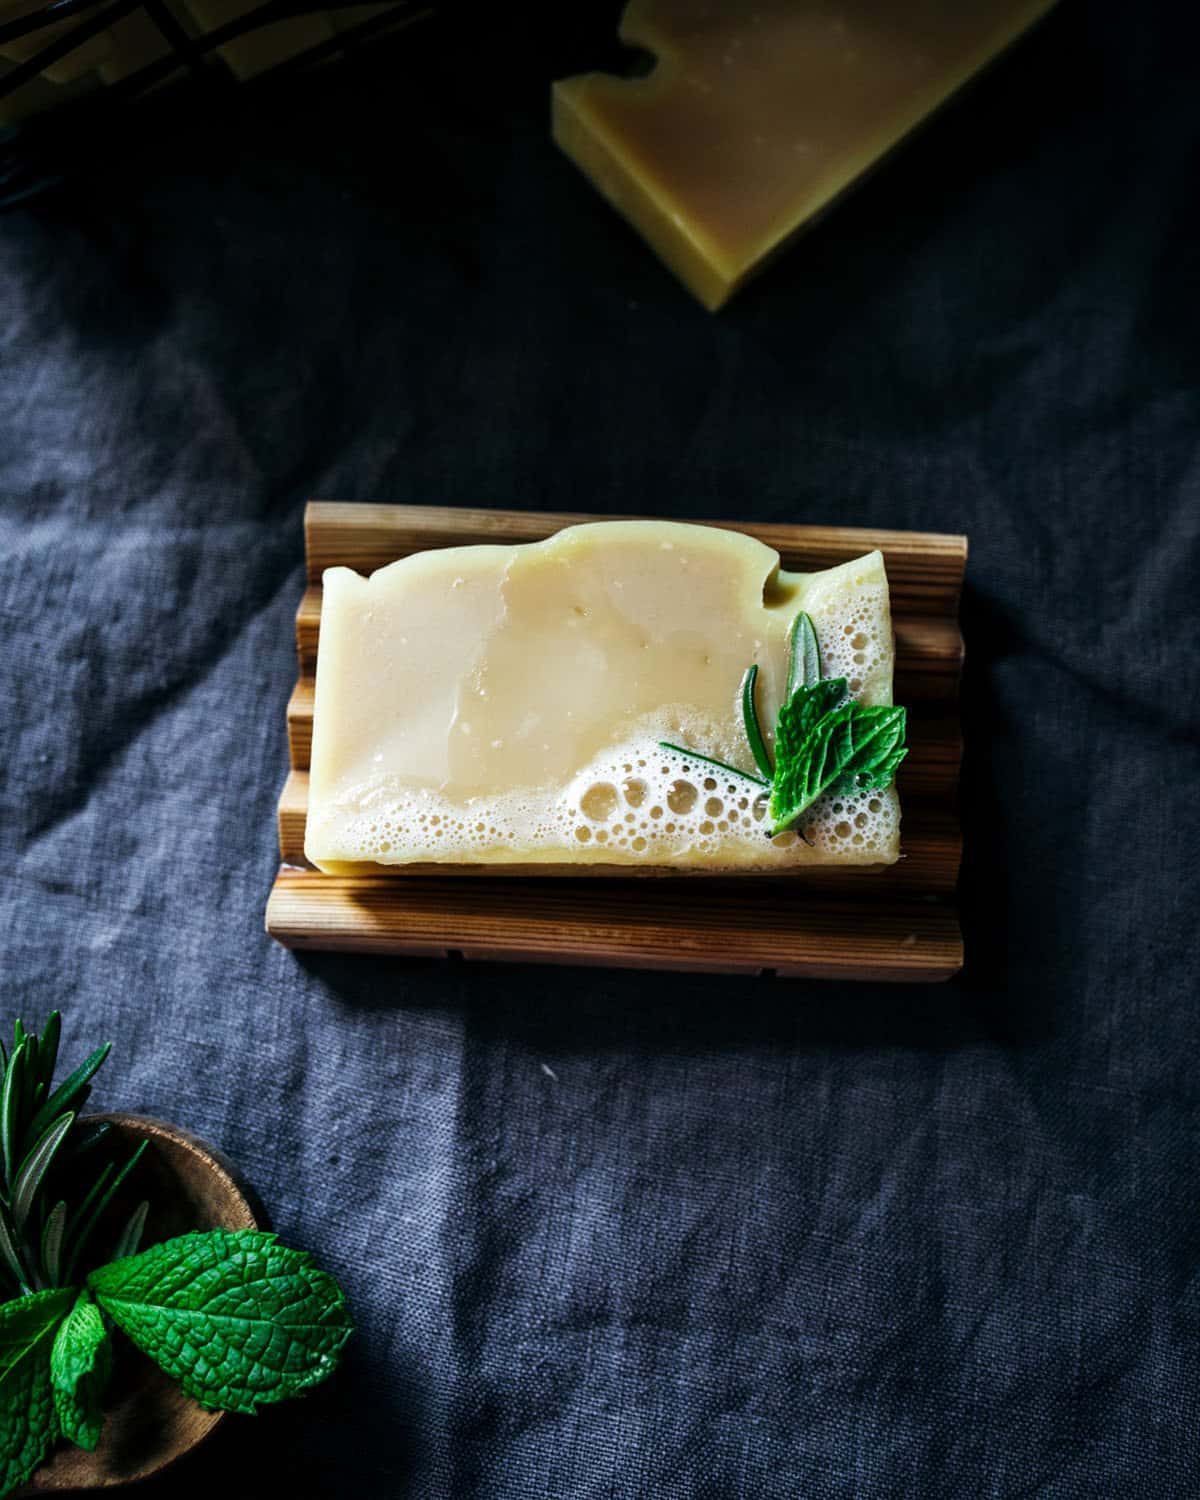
1;1;1197;1494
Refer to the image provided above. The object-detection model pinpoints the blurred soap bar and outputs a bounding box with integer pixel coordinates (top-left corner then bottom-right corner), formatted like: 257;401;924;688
0;4;111;85
96;11;172;86
178;0;334;81
553;0;1057;309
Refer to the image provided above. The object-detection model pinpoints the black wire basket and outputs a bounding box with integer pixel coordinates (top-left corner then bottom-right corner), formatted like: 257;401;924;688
0;0;431;206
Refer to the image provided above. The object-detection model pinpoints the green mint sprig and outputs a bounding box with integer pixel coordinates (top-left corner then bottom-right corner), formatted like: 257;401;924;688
51;1290;109;1450
0;1287;73;1495
660;610;907;839
0;1017;353;1496
89;1231;351;1414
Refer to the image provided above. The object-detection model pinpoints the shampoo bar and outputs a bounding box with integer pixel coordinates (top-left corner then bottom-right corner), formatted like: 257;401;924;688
306;521;900;872
553;0;1057;309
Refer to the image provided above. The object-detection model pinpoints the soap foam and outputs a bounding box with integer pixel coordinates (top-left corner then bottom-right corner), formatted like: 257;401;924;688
807;575;891;699
315;734;899;869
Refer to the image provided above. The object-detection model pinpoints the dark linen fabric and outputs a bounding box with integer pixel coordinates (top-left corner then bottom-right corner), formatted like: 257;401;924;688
1;2;1198;1494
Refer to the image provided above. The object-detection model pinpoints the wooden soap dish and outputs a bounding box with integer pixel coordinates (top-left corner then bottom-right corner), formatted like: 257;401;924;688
265;503;967;981
24;1114;259;1493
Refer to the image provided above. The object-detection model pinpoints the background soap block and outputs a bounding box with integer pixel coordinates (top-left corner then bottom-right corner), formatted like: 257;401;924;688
0;0;112;85
96;11;173;87
553;0;1059;310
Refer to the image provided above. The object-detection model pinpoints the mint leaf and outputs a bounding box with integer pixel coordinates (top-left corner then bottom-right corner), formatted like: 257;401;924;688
842;734;908;795
87;1230;352;1415
769;696;907;835
0;1287;74;1496
51;1290;110;1452
776;677;850;749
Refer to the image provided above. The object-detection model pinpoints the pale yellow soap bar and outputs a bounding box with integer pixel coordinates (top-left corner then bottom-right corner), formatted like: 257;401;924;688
554;0;1058;309
306;521;899;873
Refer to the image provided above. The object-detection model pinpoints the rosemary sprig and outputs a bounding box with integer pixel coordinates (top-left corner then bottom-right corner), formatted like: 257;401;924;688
740;664;773;780
786;611;822;699
655;743;768;789
0;1015;146;1297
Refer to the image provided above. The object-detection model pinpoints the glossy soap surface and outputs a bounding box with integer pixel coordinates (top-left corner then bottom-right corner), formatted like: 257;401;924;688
554;0;1058;308
305;521;899;870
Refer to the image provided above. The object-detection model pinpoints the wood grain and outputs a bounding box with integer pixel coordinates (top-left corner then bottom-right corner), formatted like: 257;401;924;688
266;868;963;982
268;502;966;980
24;1115;258;1494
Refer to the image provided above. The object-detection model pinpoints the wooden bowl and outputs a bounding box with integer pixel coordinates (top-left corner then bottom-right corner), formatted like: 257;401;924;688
23;1113;260;1492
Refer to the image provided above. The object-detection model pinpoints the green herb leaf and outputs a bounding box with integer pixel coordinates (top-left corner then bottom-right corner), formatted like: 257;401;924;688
656;743;768;788
63;1142;147;1285
64;1162;113;1250
37;1015;61;1094
110;1202;149;1265
1;1040;29;1184
24;1043;111;1154
768;697;907;835
61;1120;114;1166
841;734;908;795
786;611;822;697
0;1208;29;1297
88;1230;352;1414
739;664;773;779
40;1203;67;1290
12;1114;75;1234
22;1036;41;1119
779;677;850;744
0;1286;74;1496
50;1291;111;1453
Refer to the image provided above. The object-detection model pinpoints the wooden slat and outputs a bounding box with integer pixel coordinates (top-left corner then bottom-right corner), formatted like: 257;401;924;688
304;502;967;616
296;586;321;671
894;616;964;702
277;769;962;894
286;678;314;769
265;868;962;981
269;501;966;981
899;711;962;802
277;768;310;863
